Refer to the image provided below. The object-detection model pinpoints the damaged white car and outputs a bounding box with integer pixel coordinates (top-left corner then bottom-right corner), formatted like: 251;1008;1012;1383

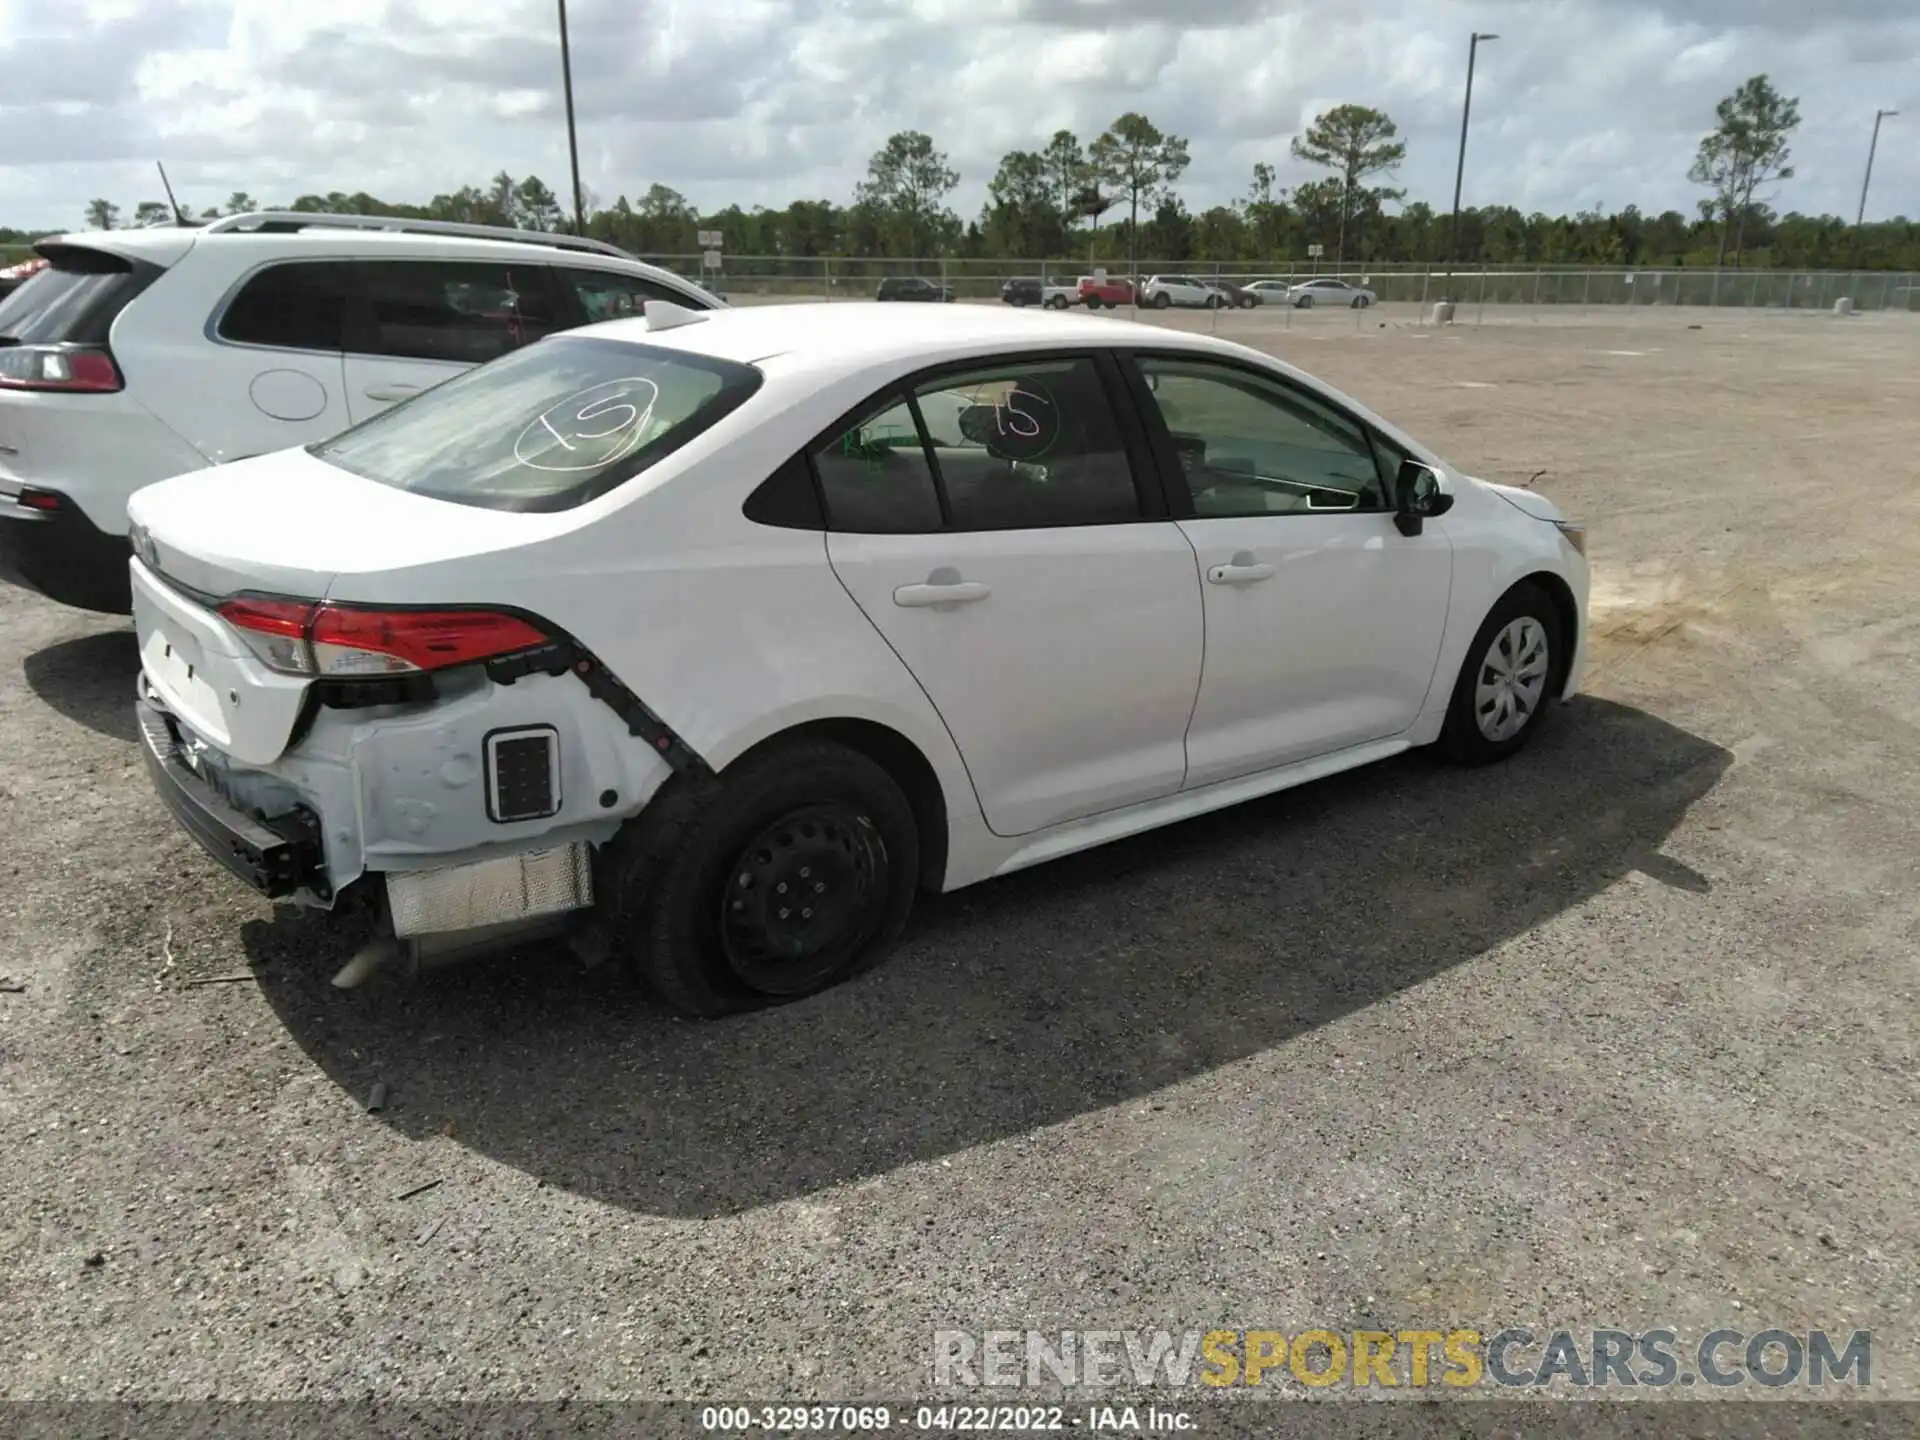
130;300;1588;1015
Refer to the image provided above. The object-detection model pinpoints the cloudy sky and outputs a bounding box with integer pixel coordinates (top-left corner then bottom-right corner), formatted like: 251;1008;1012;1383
0;0;1913;233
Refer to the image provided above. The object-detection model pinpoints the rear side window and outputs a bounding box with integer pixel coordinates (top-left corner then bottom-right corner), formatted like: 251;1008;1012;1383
217;261;355;351
810;395;945;533
309;335;762;512
0;245;160;345
558;267;707;323
354;260;570;364
913;357;1143;530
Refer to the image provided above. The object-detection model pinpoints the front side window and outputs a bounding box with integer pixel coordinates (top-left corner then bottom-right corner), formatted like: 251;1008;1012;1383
1135;356;1388;516
354;260;566;364
311;335;761;512
559;267;707;324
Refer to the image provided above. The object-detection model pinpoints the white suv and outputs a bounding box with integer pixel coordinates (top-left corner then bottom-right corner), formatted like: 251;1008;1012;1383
1139;275;1227;310
0;212;722;614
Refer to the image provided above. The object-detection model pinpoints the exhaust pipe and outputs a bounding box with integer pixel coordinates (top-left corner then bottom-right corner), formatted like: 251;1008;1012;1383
330;916;577;989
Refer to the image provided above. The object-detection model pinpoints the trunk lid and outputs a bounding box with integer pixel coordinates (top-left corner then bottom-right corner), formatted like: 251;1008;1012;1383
128;447;574;600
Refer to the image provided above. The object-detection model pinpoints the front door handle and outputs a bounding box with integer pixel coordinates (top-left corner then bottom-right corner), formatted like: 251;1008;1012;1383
363;383;423;402
894;567;991;608
1207;553;1276;585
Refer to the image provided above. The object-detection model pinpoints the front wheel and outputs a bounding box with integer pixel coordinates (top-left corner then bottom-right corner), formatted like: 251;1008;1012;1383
1207;294;1223;309
1153;292;1172;309
1237;295;1256;309
1297;295;1313;309
1439;583;1561;765
1085;295;1103;309
601;739;920;1016
1046;295;1068;310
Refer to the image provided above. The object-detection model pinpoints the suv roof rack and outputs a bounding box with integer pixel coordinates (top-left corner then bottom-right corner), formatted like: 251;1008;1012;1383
200;210;634;260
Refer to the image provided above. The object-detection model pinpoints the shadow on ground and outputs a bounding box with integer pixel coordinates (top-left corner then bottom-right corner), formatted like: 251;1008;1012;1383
23;627;139;744
246;696;1728;1219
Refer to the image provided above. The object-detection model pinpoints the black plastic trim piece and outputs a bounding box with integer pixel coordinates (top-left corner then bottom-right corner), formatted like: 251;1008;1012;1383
485;639;712;779
136;695;327;900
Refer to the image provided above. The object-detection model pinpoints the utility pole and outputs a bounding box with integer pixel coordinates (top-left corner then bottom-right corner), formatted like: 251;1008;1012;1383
1857;109;1898;228
1447;31;1499;294
558;0;586;235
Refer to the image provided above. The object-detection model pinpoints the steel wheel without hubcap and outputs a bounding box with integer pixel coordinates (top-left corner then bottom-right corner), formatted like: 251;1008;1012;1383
719;803;887;996
1474;616;1551;742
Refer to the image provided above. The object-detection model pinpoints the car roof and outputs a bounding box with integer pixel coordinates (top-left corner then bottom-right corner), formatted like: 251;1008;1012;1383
568;301;1265;371
41;225;685;275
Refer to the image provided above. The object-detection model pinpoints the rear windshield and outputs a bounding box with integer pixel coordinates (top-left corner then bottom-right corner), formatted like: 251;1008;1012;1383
309;334;762;512
0;246;159;346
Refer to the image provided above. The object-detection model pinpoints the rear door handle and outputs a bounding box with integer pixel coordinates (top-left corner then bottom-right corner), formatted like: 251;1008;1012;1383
894;579;991;608
1207;561;1275;585
363;383;423;402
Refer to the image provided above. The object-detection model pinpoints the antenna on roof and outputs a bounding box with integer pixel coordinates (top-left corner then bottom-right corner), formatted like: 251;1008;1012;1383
156;162;186;226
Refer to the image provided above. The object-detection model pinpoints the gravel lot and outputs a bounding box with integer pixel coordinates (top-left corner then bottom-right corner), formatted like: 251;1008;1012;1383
2;305;1916;1408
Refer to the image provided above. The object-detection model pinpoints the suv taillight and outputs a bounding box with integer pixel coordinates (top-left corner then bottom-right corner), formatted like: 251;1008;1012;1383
217;598;549;678
0;344;124;393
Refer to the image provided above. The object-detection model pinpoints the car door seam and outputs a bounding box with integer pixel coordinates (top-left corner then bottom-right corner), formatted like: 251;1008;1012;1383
821;532;995;833
1171;519;1207;793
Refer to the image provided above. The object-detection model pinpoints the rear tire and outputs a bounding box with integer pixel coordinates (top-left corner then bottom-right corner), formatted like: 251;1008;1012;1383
1154;292;1172;310
601;740;919;1017
1438;583;1561;766
1085;295;1102;309
1298;295;1313;309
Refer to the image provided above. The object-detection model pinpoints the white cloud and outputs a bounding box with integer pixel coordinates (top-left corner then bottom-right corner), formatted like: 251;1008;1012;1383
0;0;1913;232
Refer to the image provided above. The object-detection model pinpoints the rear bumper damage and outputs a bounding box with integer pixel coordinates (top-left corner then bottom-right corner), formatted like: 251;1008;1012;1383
135;657;676;973
137;692;327;898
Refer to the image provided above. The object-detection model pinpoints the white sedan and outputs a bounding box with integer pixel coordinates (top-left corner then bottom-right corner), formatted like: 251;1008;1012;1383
127;302;1588;1015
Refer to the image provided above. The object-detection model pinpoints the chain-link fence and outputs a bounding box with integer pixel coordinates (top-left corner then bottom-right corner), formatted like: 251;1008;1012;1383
672;257;1919;312
4;239;1913;313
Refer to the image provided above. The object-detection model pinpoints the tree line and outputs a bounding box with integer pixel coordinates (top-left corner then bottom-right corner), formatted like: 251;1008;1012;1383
8;77;1916;272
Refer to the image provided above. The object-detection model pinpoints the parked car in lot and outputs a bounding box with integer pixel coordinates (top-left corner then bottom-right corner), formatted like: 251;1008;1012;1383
1287;277;1379;309
1209;280;1260;309
1000;276;1078;309
0;254;48;299
1077;274;1136;308
876;276;954;303
0;212;723;615
1139;275;1229;310
127;301;1588;1015
1244;279;1297;305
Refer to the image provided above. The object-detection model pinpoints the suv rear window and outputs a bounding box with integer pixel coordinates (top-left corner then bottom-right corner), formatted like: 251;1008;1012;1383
0;245;160;346
309;334;762;512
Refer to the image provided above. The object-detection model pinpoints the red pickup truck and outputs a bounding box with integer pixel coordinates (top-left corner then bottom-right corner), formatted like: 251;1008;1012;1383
1077;274;1136;309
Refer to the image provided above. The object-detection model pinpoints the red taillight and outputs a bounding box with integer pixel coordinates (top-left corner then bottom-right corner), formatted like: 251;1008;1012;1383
15;487;64;512
216;597;547;677
310;606;549;676
0;344;124;393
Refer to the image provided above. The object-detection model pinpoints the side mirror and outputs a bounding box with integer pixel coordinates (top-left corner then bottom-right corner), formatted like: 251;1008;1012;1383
1393;459;1454;536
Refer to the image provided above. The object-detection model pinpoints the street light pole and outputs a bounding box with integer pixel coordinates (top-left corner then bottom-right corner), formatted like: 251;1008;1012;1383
557;0;586;235
1447;31;1498;292
1857;108;1898;228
